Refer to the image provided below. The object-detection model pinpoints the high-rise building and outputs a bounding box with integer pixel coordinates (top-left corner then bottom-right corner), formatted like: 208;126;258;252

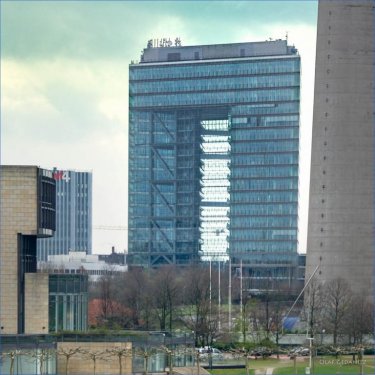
38;169;92;261
306;0;374;297
129;40;300;282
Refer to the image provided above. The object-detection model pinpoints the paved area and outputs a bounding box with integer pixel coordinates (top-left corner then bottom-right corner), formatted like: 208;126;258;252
173;366;210;375
255;368;274;375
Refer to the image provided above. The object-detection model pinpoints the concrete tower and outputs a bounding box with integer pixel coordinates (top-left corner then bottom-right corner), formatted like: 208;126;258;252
306;0;374;297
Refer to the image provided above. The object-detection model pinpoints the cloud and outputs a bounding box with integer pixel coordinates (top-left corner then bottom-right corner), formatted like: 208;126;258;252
1;1;318;253
2;58;128;140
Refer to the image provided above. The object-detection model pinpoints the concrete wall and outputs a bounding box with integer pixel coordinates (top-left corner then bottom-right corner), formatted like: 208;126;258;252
25;273;49;334
0;166;39;334
57;342;132;375
306;0;374;297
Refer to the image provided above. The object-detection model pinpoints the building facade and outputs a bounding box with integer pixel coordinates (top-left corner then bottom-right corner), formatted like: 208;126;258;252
38;169;92;261
306;0;374;297
0;165;56;334
129;40;300;281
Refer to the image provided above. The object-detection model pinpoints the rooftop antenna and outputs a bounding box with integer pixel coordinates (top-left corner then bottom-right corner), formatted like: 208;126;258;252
286;31;289;43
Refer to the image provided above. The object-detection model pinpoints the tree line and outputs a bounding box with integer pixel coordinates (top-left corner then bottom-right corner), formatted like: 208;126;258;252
90;265;374;347
91;264;298;346
304;277;373;345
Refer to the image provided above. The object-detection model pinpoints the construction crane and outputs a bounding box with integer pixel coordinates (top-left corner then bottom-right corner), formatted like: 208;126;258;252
93;225;127;231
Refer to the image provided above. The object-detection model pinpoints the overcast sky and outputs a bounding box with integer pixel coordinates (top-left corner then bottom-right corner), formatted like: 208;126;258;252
1;0;318;254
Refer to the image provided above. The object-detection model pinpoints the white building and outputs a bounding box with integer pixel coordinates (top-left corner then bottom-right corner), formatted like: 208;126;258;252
39;251;127;281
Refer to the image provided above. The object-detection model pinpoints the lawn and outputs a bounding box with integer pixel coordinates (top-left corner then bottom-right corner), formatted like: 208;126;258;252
208;356;375;375
274;356;375;375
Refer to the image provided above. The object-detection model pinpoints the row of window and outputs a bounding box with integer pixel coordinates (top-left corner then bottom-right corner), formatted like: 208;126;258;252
129;205;200;217
230;216;297;228
231;177;298;191
129;181;198;194
232;114;298;125
230;203;297;215
230;165;298;178
230;101;299;116
49;293;87;332
231;127;299;141
229;241;297;252
130;106;299;134
130;74;299;94
130;188;298;205
131;88;300;108
231;140;299;153
231;190;297;203
130;59;300;80
230;228;297;241
232;152;298;165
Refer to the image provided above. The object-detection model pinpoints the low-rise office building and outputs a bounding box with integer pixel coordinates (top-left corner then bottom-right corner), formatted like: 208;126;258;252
0;165;88;335
39;251;128;282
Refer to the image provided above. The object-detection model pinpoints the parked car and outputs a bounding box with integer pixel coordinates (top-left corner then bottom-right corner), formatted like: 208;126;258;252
196;347;224;360
250;347;272;358
289;347;310;357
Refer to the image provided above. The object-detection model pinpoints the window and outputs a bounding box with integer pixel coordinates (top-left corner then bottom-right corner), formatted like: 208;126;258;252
167;53;181;61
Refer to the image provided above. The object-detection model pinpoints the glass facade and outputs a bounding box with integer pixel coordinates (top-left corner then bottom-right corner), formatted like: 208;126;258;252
38;170;92;261
48;274;88;332
129;41;300;271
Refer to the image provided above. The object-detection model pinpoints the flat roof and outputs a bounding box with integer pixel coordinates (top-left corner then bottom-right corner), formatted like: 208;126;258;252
137;39;298;64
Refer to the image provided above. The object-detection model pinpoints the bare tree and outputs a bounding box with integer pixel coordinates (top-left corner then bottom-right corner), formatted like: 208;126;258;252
133;347;159;375
344;293;374;344
303;279;325;338
239;293;255;343
151;265;179;331
120;269;152;329
106;346;132;375
56;346;82;375
81;349;107;375
179;265;220;346
26;348;55;375
269;298;283;350
98;270;115;323
323;278;352;344
0;350;21;375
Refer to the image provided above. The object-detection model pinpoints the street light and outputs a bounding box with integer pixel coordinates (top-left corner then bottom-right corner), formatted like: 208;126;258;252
306;337;314;374
320;329;325;345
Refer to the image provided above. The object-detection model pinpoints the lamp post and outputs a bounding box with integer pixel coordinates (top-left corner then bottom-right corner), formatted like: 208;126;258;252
320;329;325;345
307;337;314;374
228;258;232;332
218;260;221;331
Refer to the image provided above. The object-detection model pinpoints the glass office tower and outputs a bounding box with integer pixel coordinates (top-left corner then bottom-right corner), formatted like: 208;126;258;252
129;40;300;279
38;169;92;261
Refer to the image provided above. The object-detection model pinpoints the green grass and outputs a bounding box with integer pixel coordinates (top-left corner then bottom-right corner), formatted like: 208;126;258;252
273;356;375;375
208;356;375;375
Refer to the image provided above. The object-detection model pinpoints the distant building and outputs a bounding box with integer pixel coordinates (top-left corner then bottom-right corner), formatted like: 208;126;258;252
38;169;92;261
129;39;300;288
306;0;374;297
39;251;128;282
98;246;127;265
